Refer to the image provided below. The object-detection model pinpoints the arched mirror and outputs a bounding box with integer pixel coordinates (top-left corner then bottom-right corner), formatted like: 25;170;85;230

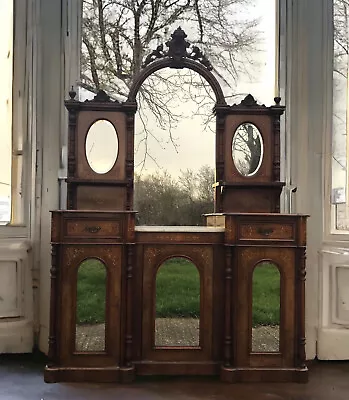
251;262;280;353
232;123;263;177
85;119;118;174
133;68;216;226
155;257;200;347
75;258;107;352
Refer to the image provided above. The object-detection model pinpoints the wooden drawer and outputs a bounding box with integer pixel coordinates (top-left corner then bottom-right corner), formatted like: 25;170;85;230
64;218;122;239
238;222;295;242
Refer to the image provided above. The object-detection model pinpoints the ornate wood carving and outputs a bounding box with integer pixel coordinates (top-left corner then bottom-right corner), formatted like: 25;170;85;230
48;244;59;362
125;245;134;367
128;29;225;105
233;94;265;108
224;247;232;367
65;219;121;238
217;94;285;213
239;223;294;241
125;112;135;211
83;89;114;103
142;27;213;71
298;246;307;369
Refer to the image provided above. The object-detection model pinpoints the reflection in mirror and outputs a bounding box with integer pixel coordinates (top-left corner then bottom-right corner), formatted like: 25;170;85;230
251;262;280;352
155;257;200;347
85;119;118;174
232;123;263;176
134;68;215;226
75;259;106;352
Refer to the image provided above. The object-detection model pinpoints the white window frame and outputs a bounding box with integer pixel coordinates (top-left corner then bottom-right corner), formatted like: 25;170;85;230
324;0;349;244
0;0;37;238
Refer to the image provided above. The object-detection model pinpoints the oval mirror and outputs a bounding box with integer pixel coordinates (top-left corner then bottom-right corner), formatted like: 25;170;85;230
232;123;263;177
85;120;118;174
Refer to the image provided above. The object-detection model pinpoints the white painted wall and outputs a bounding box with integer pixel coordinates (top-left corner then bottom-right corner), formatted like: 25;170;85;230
37;0;81;354
282;0;330;360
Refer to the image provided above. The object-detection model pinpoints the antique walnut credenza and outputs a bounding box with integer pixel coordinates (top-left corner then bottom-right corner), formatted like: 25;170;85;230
44;28;308;384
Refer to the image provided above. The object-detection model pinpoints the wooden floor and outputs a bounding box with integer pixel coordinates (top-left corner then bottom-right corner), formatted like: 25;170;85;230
0;354;348;400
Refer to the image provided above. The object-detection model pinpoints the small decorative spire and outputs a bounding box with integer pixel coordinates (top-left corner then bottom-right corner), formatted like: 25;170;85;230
274;96;281;105
68;86;77;100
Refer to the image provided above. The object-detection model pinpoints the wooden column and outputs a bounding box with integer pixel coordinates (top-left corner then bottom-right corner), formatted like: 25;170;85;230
223;246;233;367
120;213;136;383
297;216;307;377
47;244;58;362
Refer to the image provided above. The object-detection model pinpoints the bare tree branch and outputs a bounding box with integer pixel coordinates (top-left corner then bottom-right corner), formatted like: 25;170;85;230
81;0;262;167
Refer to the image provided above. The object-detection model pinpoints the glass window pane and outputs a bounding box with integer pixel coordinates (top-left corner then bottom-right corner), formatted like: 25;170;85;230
332;1;349;230
0;1;13;225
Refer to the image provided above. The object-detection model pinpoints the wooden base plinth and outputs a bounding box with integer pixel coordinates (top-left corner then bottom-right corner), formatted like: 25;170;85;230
44;364;308;383
120;366;136;383
44;364;124;383
135;361;220;376
220;366;308;383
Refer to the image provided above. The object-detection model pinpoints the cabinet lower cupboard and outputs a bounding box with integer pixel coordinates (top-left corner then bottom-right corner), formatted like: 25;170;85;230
45;212;307;383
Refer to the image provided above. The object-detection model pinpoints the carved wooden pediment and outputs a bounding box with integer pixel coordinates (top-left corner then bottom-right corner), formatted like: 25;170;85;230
142;27;213;71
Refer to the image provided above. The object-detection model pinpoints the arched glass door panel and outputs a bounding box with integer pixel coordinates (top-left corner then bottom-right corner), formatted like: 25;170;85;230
75;258;107;352
251;261;280;353
155;257;200;347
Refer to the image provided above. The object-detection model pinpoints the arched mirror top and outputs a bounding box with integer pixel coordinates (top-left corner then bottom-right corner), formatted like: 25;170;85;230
156;255;201;275
232;122;264;177
127;27;226;105
85;119;119;174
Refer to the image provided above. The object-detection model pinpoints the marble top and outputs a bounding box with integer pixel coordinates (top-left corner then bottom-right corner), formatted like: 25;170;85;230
135;226;225;233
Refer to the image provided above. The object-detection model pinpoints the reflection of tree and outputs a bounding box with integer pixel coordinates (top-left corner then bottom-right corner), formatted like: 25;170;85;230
333;1;349;176
134;165;214;225
332;1;349;230
233;124;261;175
334;0;349;79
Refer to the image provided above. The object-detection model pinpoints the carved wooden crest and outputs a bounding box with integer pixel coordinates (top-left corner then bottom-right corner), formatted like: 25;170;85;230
142;27;213;70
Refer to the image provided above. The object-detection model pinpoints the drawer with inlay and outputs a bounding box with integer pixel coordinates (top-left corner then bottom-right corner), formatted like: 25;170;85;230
51;210;136;243
238;222;296;242
63;218;122;239
224;214;305;245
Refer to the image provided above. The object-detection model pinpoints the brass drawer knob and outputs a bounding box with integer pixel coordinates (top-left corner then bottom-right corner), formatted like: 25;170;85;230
257;227;274;236
84;226;101;233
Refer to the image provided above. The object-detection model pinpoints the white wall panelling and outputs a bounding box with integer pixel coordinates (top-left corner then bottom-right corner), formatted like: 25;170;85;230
318;248;349;359
0;240;33;353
